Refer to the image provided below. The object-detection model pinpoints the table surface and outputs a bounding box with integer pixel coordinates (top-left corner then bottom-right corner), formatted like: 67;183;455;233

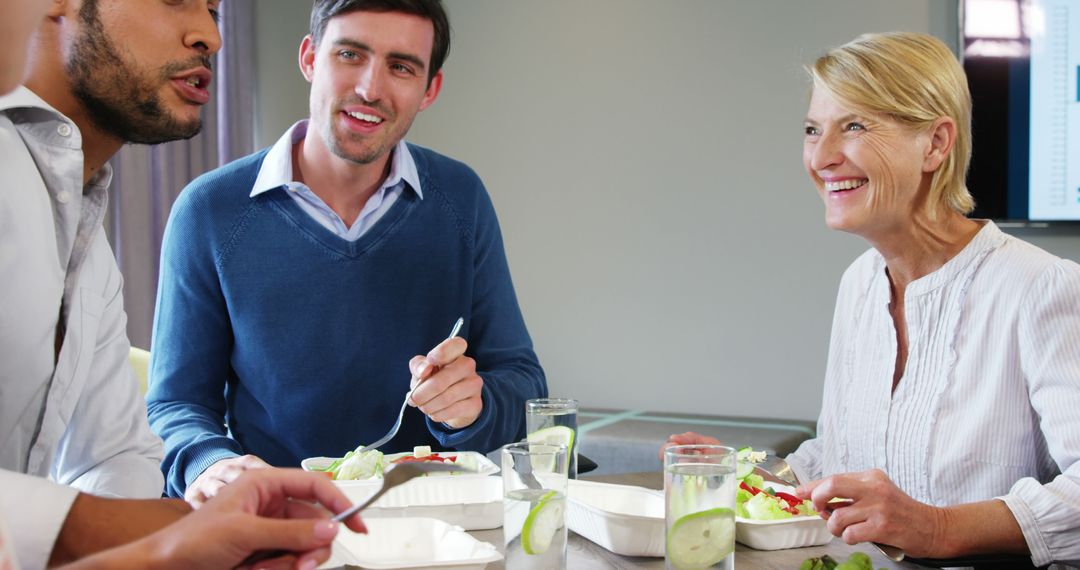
468;471;927;570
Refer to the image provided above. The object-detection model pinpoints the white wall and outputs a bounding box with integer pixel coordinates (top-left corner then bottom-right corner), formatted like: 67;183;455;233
252;0;1080;422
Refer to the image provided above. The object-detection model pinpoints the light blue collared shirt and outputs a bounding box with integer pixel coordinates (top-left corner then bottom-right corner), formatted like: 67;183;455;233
250;120;423;241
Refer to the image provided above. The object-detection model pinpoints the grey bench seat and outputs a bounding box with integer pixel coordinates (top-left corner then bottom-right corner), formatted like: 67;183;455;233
577;408;816;476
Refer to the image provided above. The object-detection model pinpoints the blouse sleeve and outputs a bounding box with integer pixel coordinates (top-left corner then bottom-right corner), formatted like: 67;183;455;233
1001;259;1080;567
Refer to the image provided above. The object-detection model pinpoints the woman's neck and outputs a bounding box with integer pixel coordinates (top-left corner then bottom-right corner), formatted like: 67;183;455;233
872;212;984;292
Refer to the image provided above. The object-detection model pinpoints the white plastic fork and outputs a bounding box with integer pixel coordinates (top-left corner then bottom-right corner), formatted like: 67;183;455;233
358;317;464;453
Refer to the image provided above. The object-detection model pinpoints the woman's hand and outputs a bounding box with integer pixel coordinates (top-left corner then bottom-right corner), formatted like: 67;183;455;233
795;469;947;557
658;432;722;460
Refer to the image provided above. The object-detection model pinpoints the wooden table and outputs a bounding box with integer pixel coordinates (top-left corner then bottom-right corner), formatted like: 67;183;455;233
468;472;930;569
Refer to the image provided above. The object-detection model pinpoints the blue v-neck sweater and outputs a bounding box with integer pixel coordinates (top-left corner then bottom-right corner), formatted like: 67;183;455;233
146;144;547;497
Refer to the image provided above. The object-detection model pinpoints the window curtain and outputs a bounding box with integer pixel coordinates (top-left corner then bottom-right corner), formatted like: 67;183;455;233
107;0;257;349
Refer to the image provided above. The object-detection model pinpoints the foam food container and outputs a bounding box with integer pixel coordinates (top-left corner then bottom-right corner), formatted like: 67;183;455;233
359;475;502;530
301;451;499;478
735;483;832;550
320;517;502;569
302;453;502;530
735;515;833;550
566;479;666;557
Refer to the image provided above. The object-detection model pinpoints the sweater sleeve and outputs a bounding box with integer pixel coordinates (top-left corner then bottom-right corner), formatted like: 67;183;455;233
427;182;547;453
1002;259;1080;567
145;184;244;498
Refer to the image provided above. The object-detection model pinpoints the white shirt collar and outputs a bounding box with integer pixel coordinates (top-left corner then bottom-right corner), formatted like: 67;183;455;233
250;119;422;200
0;85;56;113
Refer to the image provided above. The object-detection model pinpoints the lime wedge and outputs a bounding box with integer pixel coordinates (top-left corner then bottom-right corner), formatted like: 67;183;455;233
521;490;564;555
526;426;575;473
527;425;575;451
666;508;735;569
735;461;753;479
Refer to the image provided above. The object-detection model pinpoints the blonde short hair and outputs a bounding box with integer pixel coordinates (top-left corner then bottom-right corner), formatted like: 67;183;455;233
808;32;975;216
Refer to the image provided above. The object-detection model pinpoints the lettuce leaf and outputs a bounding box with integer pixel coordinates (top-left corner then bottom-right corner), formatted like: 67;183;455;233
332;448;385;480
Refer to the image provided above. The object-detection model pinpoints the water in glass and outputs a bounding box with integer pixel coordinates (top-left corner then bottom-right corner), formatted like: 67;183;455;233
503;488;568;569
665;446;737;570
526;398;579;478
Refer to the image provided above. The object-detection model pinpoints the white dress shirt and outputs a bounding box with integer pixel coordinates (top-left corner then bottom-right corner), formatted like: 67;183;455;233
787;221;1080;567
0;87;164;569
0;514;17;570
250;120;422;241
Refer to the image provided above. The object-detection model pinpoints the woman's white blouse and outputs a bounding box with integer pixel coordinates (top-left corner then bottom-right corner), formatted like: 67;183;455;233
787;222;1080;567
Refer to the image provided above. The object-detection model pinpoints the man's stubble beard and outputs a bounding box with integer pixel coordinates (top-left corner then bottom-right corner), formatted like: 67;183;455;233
66;0;207;144
321;108;416;166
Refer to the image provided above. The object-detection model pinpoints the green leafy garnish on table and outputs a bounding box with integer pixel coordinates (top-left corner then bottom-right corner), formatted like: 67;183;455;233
800;551;886;570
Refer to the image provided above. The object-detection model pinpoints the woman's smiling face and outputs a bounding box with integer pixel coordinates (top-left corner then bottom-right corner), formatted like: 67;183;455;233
802;86;936;241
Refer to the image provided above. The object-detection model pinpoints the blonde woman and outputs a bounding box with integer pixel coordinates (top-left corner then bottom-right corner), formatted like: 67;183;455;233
667;32;1080;566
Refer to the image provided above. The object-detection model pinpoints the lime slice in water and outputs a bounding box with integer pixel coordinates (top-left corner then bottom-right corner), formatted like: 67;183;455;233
666;507;735;569
735;461;753;480
521;491;563;555
527;425;575;451
526;426;575;472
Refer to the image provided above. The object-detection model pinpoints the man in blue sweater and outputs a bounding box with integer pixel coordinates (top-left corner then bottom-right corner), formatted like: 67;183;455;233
147;0;547;503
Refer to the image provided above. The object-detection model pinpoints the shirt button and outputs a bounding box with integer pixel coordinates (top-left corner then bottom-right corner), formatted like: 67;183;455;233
57;191;71;204
57;123;73;137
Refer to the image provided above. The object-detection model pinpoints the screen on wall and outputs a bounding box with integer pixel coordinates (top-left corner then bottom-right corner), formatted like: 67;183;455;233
964;0;1080;223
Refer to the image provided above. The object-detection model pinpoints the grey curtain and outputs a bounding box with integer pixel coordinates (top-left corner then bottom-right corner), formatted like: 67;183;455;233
108;0;257;348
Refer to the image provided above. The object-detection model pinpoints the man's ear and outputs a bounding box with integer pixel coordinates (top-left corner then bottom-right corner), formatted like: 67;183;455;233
418;70;443;111
922;117;956;173
298;35;316;83
48;0;70;19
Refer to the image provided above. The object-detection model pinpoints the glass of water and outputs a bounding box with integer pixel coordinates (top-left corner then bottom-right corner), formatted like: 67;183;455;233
502;441;568;570
664;445;737;570
525;398;579;478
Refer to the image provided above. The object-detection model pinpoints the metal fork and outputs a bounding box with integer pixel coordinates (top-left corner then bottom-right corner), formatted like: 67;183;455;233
358;317;464;454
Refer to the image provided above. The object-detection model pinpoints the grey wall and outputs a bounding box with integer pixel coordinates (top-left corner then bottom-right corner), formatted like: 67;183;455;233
252;0;1080;422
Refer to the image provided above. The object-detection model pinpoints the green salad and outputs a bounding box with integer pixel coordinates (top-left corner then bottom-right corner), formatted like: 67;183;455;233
736;448;818;520
314;445;480;481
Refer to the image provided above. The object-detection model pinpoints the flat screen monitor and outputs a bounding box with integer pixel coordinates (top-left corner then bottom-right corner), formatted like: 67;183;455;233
963;0;1080;224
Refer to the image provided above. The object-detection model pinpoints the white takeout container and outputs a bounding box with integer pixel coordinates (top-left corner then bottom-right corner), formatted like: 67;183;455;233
360;475;502;530
320;517;502;569
302;452;503;530
566;479;666;557
735;483;832;550
301;451;500;479
735;515;833;550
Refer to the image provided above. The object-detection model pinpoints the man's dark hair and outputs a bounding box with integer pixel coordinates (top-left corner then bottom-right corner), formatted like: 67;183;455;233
310;0;450;84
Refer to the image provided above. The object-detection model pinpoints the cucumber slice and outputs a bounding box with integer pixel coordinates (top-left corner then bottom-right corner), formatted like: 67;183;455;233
666;508;735;569
736;446;752;461
521;490;564;555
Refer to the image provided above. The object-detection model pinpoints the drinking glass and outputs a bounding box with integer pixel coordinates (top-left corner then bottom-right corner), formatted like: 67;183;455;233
501;441;568;569
525;398;579;478
664;445;737;570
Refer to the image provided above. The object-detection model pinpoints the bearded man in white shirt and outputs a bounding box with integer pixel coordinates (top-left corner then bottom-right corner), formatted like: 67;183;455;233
0;0;216;566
